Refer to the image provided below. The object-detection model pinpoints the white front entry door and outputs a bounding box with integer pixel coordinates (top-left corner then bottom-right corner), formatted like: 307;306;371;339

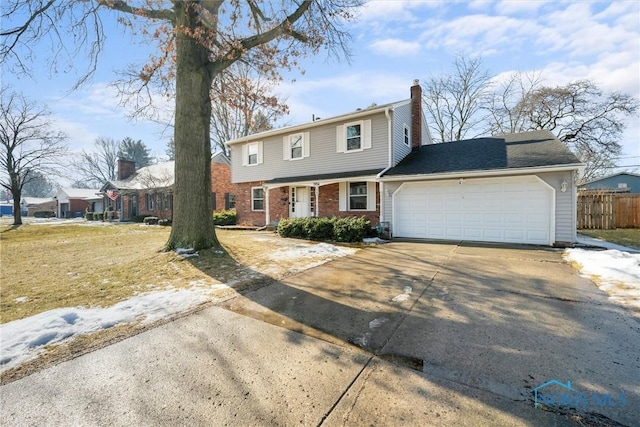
291;186;310;218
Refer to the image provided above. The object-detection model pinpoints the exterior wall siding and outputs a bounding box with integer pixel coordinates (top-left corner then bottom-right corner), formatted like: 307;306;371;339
230;112;390;183
538;171;576;244
392;103;412;166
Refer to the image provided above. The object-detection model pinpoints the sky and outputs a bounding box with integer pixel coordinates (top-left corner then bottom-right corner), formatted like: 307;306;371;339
3;1;639;180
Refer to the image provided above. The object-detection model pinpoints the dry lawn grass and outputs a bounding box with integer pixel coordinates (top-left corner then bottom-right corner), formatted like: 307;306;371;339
579;228;640;250
0;221;342;324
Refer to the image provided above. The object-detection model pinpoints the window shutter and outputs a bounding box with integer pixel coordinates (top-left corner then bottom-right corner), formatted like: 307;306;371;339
339;182;347;211
336;125;345;153
304;132;310;158
241;144;248;166
283;136;290;160
363;120;372;150
224;193;230;210
257;141;263;164
367;182;376;211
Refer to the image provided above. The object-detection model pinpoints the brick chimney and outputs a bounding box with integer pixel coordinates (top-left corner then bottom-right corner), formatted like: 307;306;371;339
117;159;136;180
411;79;423;150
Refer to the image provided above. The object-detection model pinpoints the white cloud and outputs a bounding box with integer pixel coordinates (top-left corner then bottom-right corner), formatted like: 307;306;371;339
496;0;548;15
358;0;440;22
369;38;421;57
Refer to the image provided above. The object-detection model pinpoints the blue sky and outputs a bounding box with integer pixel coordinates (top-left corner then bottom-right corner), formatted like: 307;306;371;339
4;1;639;172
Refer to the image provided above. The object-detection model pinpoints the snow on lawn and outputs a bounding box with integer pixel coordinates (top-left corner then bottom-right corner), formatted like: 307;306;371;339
0;285;226;372
564;249;640;310
269;242;357;260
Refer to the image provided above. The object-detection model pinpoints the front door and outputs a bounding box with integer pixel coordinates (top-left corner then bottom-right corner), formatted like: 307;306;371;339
290;186;310;218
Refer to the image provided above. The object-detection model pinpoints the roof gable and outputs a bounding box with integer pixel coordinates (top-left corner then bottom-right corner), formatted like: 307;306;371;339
384;130;582;177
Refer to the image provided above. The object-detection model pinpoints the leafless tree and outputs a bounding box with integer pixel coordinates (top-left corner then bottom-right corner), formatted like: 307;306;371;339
487;77;638;181
2;0;363;250
0;89;67;225
423;56;493;143
72;137;119;188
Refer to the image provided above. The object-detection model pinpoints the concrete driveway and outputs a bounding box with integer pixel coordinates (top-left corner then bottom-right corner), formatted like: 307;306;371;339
2;240;639;426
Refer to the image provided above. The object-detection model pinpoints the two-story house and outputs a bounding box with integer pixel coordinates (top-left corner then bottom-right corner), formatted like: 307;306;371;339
226;80;430;228
228;81;583;246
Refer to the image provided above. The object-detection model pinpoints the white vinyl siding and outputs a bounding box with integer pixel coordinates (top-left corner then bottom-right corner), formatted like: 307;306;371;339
336;120;372;153
338;181;376;212
283;132;310;160
391;103;412;166
538;171;575;243
242;141;263;166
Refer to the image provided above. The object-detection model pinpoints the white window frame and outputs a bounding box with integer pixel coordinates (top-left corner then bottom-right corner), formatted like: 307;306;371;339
403;124;410;147
336;120;372;153
338;181;377;212
251;187;265;211
349;182;368;211
283;132;310;160
345;122;363;152
242;141;263;166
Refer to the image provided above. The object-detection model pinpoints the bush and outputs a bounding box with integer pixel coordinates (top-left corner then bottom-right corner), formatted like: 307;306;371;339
85;212;94;221
333;217;370;243
96;212;104;221
213;209;237;226
158;219;171;226
277;216;371;243
130;215;147;223
34;211;55;218
143;216;158;225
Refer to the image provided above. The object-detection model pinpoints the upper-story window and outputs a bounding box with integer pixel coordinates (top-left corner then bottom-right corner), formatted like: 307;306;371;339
283;132;310;160
242;141;263;166
404;124;410;146
282;132;309;160
336;120;372;153
346;124;362;151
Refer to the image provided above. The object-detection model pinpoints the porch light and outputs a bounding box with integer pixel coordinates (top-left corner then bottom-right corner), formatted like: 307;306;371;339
561;180;568;193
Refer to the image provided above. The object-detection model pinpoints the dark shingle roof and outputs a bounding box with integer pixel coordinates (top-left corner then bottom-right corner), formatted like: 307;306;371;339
384;130;581;177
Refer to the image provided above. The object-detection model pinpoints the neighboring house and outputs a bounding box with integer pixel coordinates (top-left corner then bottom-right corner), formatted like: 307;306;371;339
380;130;583;246
580;172;640;194
101;152;235;221
55;188;103;218
21;197;57;216
227;79;583;246
226;80;431;228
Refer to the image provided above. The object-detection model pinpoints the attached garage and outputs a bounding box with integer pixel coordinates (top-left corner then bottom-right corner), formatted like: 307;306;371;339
393;175;554;245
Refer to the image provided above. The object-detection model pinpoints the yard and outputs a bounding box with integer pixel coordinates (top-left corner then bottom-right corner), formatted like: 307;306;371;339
578;228;640;250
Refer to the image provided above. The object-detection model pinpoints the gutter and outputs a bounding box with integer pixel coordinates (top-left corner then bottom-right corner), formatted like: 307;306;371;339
378;163;585;182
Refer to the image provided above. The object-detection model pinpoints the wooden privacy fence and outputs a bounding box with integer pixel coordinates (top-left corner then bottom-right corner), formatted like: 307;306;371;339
577;193;640;229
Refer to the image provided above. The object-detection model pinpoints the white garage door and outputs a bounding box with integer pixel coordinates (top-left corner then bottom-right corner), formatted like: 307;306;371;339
394;176;553;245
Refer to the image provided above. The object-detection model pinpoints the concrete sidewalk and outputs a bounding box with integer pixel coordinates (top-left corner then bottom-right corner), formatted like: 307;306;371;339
2;241;639;426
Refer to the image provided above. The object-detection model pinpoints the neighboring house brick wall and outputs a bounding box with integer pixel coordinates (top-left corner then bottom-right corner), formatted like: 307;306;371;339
69;199;91;216
211;163;237;211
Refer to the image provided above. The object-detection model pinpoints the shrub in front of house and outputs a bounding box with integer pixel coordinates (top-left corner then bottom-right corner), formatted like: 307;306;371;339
96;212;104;221
85;212;94;220
277;216;371;243
305;217;334;240
131;215;147;223
34;211;55;218
213;209;237;226
158;219;171;226
143;216;159;225
332;216;370;242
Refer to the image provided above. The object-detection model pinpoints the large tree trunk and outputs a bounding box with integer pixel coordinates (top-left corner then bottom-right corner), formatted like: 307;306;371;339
12;186;22;225
166;2;220;251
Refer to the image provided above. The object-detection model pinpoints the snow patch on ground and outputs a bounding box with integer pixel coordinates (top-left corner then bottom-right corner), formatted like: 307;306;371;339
363;237;389;244
392;286;413;303
564;248;640;310
0;286;223;372
269;242;357;260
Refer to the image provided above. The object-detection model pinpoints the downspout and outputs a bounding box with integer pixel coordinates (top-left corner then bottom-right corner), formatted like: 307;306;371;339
377;107;394;223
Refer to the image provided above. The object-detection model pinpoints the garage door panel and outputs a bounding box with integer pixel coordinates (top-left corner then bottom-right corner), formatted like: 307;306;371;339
394;176;552;245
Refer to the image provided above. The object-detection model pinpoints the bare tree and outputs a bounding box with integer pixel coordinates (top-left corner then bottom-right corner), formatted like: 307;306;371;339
0;89;67;225
72;137;119;188
423;56;493;142
2;0;362;250
210;63;288;153
487;77;638;181
21;170;55;197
